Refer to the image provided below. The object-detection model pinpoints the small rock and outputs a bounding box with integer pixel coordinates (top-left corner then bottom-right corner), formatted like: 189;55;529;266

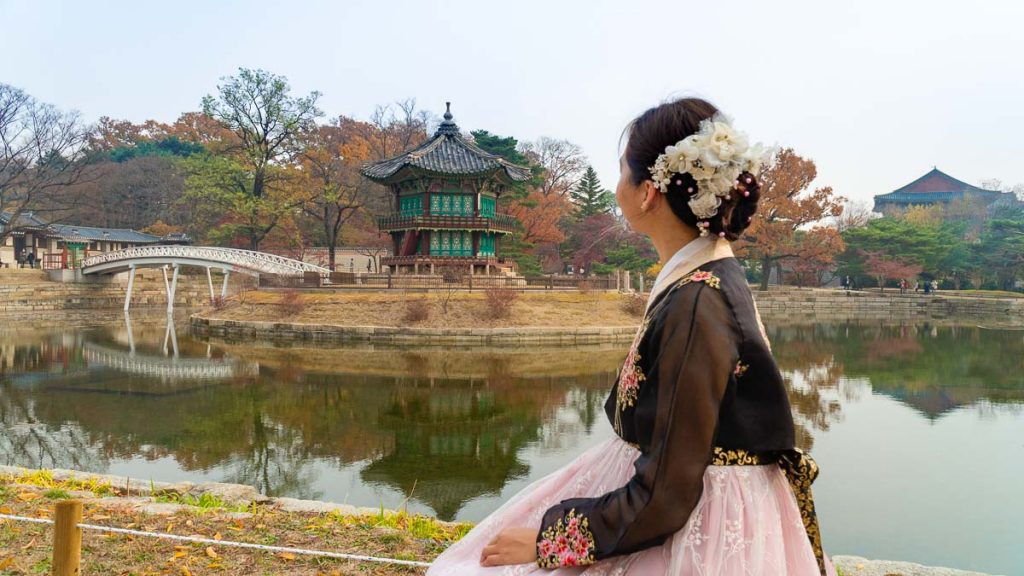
189;482;269;505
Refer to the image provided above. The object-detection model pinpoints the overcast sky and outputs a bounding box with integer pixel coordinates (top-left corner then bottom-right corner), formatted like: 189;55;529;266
4;0;1022;206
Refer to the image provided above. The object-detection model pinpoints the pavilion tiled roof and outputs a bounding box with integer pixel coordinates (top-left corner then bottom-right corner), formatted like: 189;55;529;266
361;103;532;184
875;168;1004;205
46;224;164;244
0;211;48;234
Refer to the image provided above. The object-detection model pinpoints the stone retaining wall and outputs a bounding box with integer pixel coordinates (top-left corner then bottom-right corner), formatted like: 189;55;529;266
752;289;1024;325
0;270;226;313
191;289;1024;344
191;316;639;345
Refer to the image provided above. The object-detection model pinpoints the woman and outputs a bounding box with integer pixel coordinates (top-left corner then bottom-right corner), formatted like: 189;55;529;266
428;98;836;575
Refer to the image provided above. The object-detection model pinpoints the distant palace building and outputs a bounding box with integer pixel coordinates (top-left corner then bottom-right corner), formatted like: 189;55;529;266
873;167;1012;216
0;211;189;269
361;103;531;275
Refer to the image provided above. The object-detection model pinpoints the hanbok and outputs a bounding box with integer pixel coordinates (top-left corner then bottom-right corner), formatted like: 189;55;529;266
428;238;836;576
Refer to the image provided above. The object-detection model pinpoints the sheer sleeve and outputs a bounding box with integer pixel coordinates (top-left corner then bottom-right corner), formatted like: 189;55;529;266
535;283;739;567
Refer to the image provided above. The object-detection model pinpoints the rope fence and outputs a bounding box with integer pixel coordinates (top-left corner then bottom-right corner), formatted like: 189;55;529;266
1;501;432;574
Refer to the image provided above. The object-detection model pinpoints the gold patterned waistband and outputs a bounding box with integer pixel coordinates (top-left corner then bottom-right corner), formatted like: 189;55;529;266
711;447;826;576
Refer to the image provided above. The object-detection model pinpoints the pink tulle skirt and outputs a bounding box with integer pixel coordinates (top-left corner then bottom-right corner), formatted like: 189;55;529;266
428;436;836;576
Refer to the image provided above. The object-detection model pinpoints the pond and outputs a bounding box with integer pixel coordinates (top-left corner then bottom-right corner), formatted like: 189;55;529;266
1;312;1021;575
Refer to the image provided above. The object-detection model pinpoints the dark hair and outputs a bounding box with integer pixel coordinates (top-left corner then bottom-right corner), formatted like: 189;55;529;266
623;98;760;241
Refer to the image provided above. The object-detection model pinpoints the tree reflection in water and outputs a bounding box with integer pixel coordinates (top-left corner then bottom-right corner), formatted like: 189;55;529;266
2;317;1023;520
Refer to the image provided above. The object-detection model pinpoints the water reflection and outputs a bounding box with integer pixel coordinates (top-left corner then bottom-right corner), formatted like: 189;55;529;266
1;317;1023;569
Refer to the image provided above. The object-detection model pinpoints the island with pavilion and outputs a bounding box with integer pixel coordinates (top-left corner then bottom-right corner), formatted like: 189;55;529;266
361;103;531;276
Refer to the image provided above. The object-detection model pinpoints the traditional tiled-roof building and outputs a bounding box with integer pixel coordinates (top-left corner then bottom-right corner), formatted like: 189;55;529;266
0;212;189;269
873;168;1011;215
361;103;531;275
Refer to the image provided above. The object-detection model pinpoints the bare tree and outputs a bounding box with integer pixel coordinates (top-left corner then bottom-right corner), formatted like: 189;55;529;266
362;98;432;160
834;199;877;232
981;178;1024;202
0;83;90;243
518;137;587;197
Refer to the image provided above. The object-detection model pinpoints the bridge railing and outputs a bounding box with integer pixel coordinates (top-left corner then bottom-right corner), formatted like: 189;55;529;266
81;245;330;276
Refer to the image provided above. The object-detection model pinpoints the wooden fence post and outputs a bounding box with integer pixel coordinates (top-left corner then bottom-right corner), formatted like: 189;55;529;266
52;499;83;576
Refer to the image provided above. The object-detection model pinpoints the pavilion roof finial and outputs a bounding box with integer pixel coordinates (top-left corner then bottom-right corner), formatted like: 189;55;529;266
435;101;459;136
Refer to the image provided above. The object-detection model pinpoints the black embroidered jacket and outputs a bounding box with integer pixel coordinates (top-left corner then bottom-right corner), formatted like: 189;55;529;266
535;257;796;567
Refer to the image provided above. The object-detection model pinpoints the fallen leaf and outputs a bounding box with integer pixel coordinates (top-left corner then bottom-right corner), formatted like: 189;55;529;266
166;522;174;532
205;547;218;559
174;546;189;551
180;566;192;576
0;506;13;514
227;526;243;532
213;532;222;541
16;492;41;502
0;558;14;569
278;552;296;561
90;514;110;520
185;519;194;527
173;551;187;559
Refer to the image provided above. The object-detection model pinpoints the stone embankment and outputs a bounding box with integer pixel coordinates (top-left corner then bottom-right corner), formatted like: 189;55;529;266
191;288;1024;344
0;464;400;518
754;288;1024;325
0;268;251;313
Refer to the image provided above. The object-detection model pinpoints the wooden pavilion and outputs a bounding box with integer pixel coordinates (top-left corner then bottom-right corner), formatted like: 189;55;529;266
361;103;531;275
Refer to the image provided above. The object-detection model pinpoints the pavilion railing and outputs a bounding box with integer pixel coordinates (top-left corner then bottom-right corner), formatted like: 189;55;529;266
376;213;519;233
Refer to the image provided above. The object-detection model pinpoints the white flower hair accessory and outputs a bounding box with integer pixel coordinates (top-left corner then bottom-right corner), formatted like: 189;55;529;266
649;114;770;232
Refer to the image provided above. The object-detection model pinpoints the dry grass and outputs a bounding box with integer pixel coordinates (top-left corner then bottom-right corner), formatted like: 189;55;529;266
0;473;465;575
202;290;641;329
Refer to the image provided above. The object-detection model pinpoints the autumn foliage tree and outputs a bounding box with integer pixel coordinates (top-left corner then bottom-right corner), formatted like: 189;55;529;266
298;119;377;270
733;148;845;290
861;250;923;292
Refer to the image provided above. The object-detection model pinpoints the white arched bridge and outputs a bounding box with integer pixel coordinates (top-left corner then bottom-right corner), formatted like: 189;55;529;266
81;245;329;312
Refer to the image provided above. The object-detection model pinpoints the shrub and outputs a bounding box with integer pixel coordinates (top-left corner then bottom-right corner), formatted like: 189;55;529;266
484;287;520;320
211;295;228;310
403;298;431;324
621;293;646;317
276;289;305;316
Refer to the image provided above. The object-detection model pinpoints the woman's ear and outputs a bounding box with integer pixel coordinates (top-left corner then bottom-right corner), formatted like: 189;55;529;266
640;181;660;212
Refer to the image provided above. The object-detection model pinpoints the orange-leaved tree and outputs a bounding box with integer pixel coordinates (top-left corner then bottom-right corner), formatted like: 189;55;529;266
734;148;845;290
298;117;377;270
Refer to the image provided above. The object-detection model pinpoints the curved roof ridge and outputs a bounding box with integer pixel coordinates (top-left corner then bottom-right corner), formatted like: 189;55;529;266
361;104;531;184
892;167;1001;195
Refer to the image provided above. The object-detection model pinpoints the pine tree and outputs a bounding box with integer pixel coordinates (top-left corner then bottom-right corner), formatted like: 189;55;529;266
571;166;615;219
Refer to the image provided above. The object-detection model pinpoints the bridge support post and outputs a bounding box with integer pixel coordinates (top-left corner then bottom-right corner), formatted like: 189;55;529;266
165;265;179;314
124;265;136;312
221;270;230;298
206;267;215;303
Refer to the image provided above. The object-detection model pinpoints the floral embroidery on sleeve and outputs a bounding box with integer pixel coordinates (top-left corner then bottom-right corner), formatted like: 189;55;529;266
537;509;596;568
